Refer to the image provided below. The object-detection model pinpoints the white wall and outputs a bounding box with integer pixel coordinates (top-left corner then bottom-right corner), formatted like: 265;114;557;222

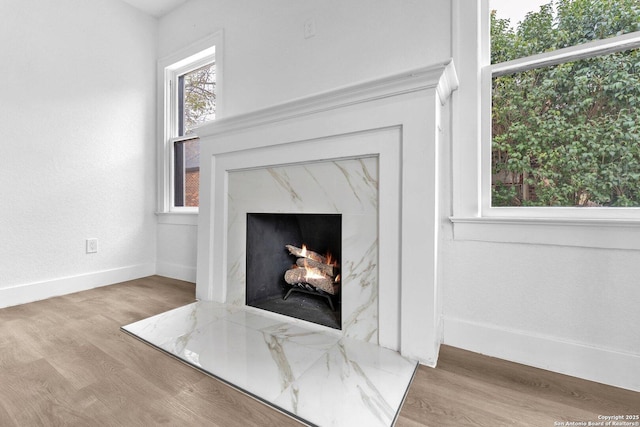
155;0;452;280
441;236;640;391
158;0;451;117
156;219;198;281
0;0;158;306
444;240;640;355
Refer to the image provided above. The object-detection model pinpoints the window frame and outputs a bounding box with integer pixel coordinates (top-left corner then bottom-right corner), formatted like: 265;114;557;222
482;30;640;219
156;31;223;218
451;0;640;249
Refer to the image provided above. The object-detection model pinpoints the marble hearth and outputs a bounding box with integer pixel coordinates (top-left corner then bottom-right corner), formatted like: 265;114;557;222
125;62;457;426
123;301;417;426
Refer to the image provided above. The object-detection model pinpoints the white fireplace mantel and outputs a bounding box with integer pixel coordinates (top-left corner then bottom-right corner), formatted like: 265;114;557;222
195;61;458;366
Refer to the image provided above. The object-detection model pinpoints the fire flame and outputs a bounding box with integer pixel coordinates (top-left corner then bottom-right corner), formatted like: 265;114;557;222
290;243;341;289
303;265;326;280
300;259;324;279
325;251;339;267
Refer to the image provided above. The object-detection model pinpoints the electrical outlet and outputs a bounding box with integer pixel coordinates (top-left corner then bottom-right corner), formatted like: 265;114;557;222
86;238;98;254
304;17;316;39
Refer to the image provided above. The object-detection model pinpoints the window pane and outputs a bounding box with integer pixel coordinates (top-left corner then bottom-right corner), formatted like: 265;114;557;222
492;48;640;207
179;62;216;136
174;138;200;207
490;0;640;63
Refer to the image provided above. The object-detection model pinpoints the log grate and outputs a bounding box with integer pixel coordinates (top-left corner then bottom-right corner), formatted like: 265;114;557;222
284;284;337;311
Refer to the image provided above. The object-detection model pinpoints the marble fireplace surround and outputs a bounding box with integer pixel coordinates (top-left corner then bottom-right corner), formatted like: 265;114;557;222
228;155;379;339
196;62;458;365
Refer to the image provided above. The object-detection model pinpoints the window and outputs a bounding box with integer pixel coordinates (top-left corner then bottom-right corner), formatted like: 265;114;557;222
487;0;640;210
158;32;222;215
451;1;640;249
174;137;201;207
172;62;216;208
177;62;216;137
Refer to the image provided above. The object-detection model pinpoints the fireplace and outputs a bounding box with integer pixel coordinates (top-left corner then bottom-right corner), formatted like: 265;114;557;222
196;63;458;365
246;213;342;329
220;156;379;342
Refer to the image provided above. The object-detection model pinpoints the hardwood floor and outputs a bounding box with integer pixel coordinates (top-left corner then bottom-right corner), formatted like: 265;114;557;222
0;276;636;426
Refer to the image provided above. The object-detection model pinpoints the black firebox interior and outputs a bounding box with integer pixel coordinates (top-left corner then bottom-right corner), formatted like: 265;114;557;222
246;213;341;329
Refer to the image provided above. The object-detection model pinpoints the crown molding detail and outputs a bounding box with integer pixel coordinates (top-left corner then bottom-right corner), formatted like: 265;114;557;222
197;61;458;138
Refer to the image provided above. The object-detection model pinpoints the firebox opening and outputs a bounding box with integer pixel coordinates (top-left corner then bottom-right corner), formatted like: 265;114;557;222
246;213;342;329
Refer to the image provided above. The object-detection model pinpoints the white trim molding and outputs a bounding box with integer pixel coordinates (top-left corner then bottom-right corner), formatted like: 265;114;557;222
491;31;640;77
156;261;197;283
444;316;640;392
155;211;198;226
196;61;457;140
451;216;640;250
0;263;156;309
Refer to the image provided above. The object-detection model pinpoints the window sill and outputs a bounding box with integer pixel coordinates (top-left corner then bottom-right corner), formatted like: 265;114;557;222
156;211;199;226
450;216;640;250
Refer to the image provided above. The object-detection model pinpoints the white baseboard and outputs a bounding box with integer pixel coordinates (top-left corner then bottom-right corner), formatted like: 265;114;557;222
443;316;640;392
156;261;197;283
0;263;156;309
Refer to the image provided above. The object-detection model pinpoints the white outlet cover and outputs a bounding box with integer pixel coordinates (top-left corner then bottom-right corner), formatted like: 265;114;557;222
86;238;98;253
304;17;316;39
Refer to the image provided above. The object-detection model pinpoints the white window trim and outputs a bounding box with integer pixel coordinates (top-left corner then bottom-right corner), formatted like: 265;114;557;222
451;0;640;249
482;31;640;220
156;31;223;220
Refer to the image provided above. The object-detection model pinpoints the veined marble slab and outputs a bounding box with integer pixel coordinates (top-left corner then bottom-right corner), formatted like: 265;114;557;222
122;301;417;427
226;157;379;343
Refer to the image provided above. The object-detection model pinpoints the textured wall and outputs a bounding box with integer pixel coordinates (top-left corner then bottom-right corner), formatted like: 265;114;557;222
155;0;452;279
158;0;451;117
441;236;640;390
443;240;640;353
0;0;158;296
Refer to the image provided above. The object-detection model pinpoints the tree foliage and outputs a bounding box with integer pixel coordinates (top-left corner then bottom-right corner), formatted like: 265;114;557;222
182;63;216;135
491;0;640;206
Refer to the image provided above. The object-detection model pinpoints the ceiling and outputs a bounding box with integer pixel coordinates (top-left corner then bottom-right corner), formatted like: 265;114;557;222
119;0;189;18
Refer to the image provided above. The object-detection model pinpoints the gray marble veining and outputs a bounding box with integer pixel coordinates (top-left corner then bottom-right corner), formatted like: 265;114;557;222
122;301;416;427
226;157;379;343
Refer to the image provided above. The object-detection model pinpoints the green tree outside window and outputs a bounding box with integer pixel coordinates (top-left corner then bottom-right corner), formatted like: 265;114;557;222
491;0;640;207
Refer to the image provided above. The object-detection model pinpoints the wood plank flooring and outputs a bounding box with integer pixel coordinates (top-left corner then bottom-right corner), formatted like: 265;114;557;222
0;276;637;426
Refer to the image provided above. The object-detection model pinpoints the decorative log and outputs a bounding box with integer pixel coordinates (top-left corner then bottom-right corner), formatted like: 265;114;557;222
296;258;337;277
284;267;339;295
285;245;326;264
